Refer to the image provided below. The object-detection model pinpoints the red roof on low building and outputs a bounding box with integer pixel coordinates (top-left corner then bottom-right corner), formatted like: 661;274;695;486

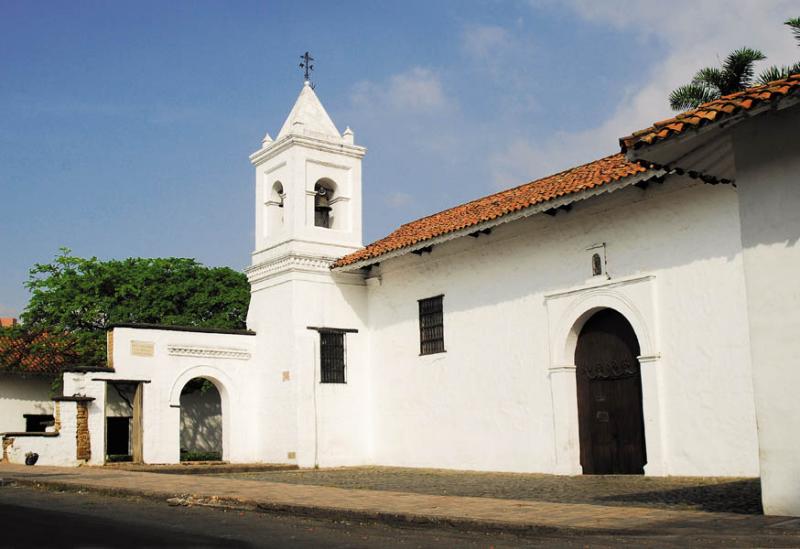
620;73;800;152
0;331;77;376
333;153;649;268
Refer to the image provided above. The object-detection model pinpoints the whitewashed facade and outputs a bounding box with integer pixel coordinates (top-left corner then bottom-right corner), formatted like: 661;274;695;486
0;375;53;433
5;81;798;516
625;98;800;516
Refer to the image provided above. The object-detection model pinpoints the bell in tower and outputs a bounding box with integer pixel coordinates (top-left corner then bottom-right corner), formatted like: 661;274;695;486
314;181;333;228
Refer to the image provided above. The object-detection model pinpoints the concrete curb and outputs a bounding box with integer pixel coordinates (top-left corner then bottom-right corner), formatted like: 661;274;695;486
102;463;299;475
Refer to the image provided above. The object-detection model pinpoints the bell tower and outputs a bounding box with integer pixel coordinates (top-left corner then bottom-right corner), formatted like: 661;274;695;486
249;81;366;267
244;79;370;469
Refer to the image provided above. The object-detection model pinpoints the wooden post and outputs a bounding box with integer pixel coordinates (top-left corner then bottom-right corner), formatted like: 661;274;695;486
131;383;144;463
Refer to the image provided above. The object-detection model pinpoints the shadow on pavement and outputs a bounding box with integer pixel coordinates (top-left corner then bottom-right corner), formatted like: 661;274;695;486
597;478;762;514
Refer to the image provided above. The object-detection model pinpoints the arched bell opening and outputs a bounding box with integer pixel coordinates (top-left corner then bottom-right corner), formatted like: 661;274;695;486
265;180;285;237
314;178;336;228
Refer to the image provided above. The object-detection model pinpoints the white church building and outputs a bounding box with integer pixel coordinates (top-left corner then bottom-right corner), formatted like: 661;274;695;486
3;74;799;516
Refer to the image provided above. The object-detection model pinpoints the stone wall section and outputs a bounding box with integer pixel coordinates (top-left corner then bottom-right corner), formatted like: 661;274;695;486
54;401;61;431
76;401;91;462
2;437;13;463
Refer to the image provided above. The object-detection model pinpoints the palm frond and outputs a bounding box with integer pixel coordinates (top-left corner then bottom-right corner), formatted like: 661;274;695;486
692;67;726;93
786;17;800;45
758;65;789;85
669;83;718;111
758;61;800;85
722;47;767;92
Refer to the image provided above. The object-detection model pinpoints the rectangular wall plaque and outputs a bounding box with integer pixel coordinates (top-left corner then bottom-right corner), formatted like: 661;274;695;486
130;340;155;357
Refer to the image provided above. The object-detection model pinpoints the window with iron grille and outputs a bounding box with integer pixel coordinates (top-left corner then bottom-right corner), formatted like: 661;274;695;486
419;295;445;355
320;331;346;383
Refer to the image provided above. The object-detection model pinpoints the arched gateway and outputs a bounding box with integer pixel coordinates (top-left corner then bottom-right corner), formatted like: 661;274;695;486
575;308;646;474
179;377;223;461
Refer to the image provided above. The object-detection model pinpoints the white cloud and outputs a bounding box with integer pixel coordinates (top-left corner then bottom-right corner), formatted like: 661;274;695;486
384;192;414;208
351;66;449;115
350;2;800;235
387;67;447;112
488;0;800;186
462;24;512;61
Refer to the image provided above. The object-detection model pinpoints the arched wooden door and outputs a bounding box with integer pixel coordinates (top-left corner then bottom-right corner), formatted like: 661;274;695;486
575;309;646;474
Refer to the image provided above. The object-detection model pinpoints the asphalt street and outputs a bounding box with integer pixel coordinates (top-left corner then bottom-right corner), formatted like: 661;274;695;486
1;484;798;548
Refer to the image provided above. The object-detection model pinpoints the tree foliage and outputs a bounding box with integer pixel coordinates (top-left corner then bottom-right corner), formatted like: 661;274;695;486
669;47;766;110
757;18;800;85
15;249;250;366
669;18;800;111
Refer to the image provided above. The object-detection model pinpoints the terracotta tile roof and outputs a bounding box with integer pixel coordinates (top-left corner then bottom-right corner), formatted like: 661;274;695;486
333;153;648;269
0;331;77;376
620;73;800;151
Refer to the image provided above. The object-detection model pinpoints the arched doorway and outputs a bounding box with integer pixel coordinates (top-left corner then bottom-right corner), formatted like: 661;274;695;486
575;308;646;474
179;378;223;461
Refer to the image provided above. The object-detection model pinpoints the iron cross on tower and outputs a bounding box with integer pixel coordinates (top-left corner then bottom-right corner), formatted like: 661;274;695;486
299;51;314;83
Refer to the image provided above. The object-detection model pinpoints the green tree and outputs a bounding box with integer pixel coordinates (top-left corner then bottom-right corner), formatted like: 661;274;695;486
16;249;250;366
669;17;800;111
669;47;766;111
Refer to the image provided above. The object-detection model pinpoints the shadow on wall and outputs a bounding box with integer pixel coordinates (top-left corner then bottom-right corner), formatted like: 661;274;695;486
179;378;222;456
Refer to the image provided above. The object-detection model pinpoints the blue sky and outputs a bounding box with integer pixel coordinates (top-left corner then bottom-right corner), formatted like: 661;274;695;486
2;0;798;316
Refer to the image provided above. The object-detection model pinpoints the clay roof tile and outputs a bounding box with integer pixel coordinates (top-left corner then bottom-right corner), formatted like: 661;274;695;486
620;73;800;151
333;153;647;268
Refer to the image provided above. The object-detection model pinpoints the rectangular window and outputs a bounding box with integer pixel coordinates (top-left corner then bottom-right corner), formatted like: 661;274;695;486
419;295;445;355
24;414;54;433
320;331;346;383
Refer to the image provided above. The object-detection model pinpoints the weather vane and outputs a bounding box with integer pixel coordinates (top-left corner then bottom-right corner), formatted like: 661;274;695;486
299;51;314;84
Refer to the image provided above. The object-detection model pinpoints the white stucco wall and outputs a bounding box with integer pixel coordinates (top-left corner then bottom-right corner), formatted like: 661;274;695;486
0;374;54;433
365;175;759;476
66;327;260;465
733;105;800;515
3;401;81;467
246;267;371;468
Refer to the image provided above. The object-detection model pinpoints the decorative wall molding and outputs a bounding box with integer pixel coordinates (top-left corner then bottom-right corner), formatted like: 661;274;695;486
246;253;336;284
544;274;655;301
167;345;251;361
250;134;366;166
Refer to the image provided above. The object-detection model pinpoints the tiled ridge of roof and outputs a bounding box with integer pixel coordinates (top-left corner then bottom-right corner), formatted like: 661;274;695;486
333;153;648;269
621;73;800;151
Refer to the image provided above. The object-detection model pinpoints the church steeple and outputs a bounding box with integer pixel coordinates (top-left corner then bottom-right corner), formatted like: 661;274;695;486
276;82;342;142
249;82;366;266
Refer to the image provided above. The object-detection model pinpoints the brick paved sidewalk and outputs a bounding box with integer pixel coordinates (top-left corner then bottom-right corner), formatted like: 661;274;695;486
1;463;798;537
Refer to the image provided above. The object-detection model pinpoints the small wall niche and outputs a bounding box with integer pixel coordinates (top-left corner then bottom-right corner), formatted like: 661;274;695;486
587;243;608;279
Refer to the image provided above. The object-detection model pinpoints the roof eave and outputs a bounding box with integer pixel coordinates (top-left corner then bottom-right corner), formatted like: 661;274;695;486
622;94;800;160
333;168;665;272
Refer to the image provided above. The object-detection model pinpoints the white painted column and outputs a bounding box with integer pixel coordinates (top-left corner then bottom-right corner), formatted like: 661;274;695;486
548;365;582;475
638;354;668;476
